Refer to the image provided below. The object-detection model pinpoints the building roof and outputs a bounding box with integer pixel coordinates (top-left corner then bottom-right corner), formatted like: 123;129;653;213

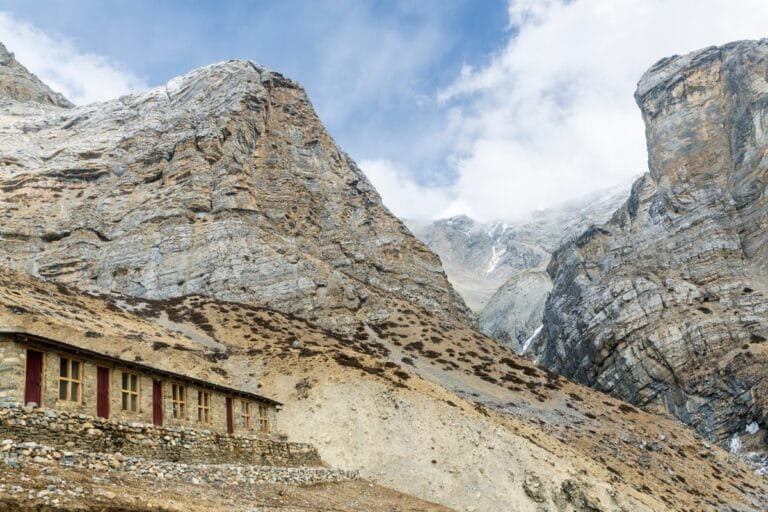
3;329;282;407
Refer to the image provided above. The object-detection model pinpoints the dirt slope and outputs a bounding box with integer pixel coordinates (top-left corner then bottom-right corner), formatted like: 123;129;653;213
0;270;765;511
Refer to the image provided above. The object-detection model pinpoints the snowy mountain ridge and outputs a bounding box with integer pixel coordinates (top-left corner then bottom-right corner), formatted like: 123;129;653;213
408;183;630;349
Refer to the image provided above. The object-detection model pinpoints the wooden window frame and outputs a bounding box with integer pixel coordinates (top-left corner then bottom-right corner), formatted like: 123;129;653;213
58;356;82;403
258;403;269;433
171;383;187;419
240;400;251;430
197;390;211;424
121;372;140;413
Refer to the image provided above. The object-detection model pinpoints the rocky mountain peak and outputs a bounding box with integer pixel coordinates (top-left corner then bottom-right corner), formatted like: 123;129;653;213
534;39;768;448
0;42;470;331
0;42;73;107
408;185;628;349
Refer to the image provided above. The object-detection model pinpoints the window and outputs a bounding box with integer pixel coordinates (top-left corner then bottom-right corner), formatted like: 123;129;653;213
197;391;211;423
240;400;251;430
121;372;139;412
58;357;82;402
171;384;186;419
258;404;269;433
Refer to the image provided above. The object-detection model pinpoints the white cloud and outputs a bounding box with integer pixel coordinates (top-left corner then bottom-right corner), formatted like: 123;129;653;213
0;12;146;105
429;0;768;221
361;159;457;221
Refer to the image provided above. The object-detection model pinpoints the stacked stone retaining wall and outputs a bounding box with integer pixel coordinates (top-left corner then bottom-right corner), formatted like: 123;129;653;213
0;403;321;467
1;439;358;486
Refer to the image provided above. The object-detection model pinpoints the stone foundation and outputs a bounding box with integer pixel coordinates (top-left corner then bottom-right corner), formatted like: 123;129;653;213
0;403;321;467
0;439;358;487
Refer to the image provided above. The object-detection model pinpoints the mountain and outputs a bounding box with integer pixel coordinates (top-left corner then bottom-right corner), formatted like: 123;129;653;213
534;40;768;454
409;185;627;350
1;42;767;511
0;43;470;334
0;43;72;107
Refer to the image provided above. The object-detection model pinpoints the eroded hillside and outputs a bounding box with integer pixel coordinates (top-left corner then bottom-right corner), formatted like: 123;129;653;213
0;270;765;511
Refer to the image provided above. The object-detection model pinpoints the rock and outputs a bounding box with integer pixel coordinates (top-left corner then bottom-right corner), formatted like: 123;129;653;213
407;185;626;349
522;471;546;503
646;442;662;452
479;269;551;352
0;46;470;332
0;42;72;107
537;40;768;447
559;480;602;512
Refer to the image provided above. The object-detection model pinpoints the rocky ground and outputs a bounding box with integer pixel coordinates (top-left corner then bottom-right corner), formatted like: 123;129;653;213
0;455;446;511
1;270;766;511
0;439;357;487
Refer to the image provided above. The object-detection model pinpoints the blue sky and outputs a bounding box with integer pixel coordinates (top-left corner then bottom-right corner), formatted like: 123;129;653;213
3;1;768;221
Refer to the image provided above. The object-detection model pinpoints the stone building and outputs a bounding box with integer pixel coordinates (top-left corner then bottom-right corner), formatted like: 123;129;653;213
0;331;280;436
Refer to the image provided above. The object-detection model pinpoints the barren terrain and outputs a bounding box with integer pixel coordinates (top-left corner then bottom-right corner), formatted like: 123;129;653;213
0;459;449;512
0;270;765;511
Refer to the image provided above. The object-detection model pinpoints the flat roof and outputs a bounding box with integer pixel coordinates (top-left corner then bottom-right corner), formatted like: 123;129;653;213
7;330;282;407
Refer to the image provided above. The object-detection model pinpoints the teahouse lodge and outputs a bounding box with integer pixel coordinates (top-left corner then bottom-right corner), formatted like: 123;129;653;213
0;331;280;436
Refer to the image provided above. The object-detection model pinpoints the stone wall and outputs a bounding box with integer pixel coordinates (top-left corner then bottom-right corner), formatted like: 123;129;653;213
0;340;24;405
0;403;321;467
0;439;358;487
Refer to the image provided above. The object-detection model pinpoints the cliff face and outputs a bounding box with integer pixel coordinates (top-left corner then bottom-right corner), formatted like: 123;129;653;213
479;268;551;351
0;52;469;330
537;40;768;446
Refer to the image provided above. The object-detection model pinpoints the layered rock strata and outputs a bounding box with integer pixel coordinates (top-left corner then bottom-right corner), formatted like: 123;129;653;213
0;43;72;107
536;40;768;446
0;48;469;331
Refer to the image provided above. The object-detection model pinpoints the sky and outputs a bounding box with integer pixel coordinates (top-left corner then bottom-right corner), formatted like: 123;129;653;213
2;1;768;221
